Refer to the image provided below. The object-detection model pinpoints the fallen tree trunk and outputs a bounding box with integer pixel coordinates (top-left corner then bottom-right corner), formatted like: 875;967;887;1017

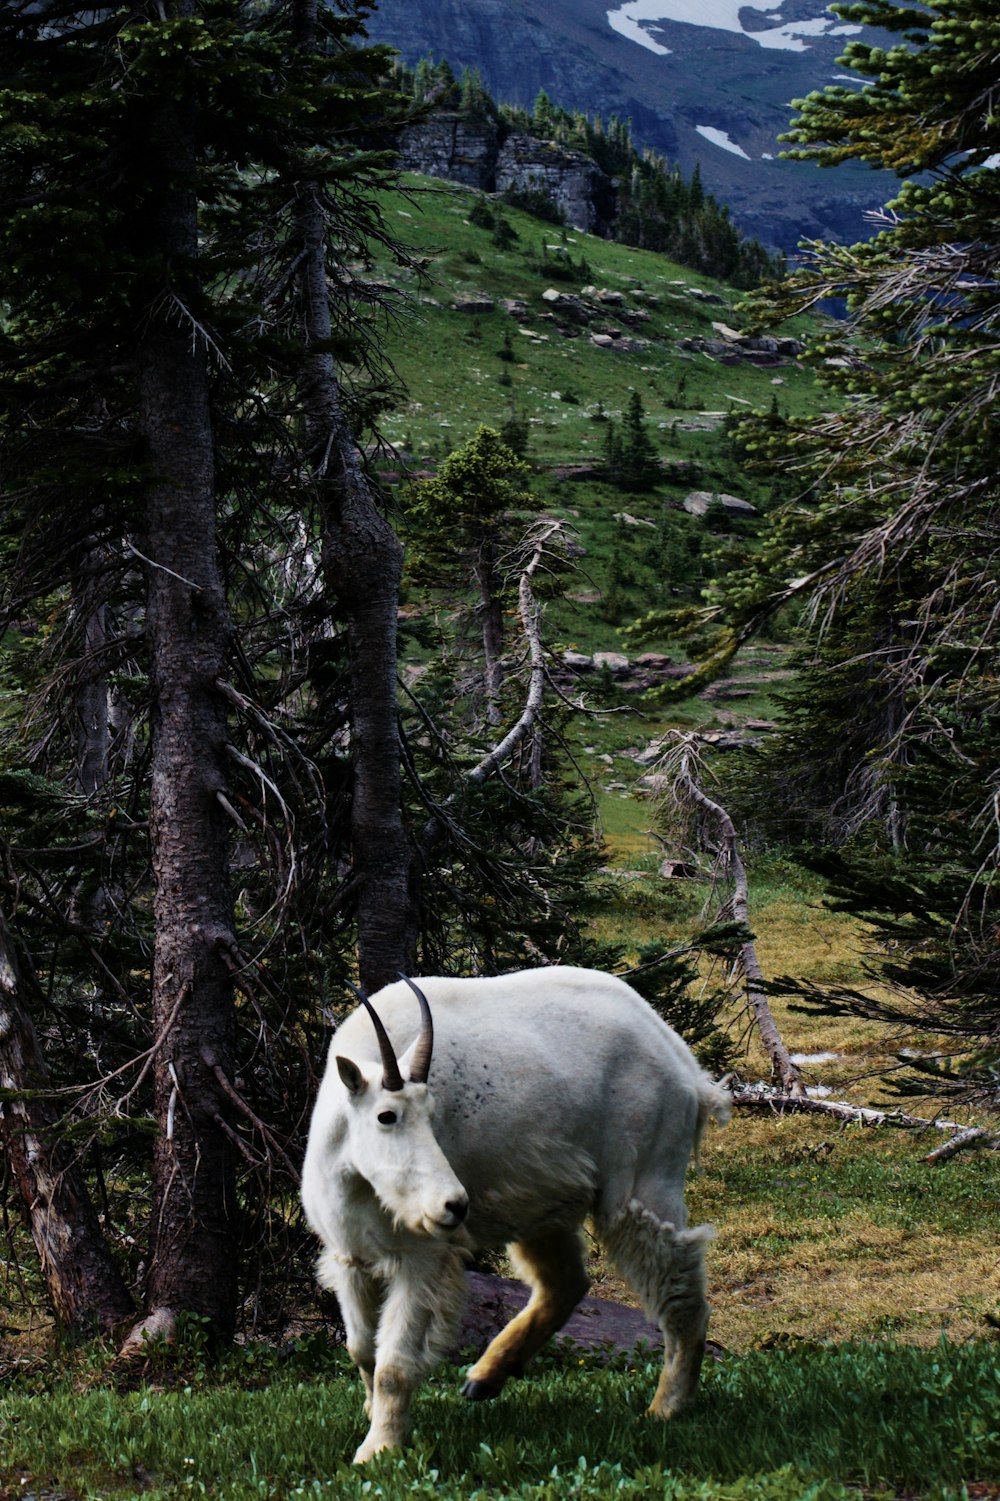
672;739;807;1097
731;1084;999;1155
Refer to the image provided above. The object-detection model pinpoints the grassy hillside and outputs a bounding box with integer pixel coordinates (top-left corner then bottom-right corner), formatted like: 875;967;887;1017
370;174;819;794
371;174;822;469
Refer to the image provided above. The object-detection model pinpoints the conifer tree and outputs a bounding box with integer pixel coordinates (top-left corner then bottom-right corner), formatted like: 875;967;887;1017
604;392;660;491
0;0;416;1335
407;427;531;727
684;0;1000;1105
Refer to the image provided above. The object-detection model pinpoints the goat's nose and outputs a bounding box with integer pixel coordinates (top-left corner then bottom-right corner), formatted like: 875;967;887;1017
445;1196;469;1224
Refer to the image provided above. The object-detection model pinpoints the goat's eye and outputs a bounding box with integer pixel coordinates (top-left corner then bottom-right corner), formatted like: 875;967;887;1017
377;1109;398;1126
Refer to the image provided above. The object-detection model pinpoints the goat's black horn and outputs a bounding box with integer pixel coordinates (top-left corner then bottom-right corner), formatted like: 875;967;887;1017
345;980;404;1092
398;974;434;1085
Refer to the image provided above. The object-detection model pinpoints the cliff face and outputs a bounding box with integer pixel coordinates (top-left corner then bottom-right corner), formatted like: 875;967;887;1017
398;117;616;235
494;133;615;236
364;0;898;253
398;116;499;191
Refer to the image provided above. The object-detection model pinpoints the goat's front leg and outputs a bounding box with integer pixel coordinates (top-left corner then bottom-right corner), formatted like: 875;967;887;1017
354;1249;466;1463
318;1251;381;1417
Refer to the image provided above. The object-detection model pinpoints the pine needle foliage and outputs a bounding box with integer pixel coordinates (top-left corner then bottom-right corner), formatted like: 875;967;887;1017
682;0;1000;1107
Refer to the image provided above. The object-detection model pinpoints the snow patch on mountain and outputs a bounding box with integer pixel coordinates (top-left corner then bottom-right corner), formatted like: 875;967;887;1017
607;2;860;55
696;125;751;159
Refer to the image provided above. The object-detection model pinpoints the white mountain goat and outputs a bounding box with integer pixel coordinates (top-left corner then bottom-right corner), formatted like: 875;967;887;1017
301;966;731;1463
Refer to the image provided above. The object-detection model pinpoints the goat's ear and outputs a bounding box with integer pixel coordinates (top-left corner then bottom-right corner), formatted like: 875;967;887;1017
336;1056;367;1096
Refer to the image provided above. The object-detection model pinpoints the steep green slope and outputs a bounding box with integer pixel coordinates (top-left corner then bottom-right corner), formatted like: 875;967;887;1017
370;173;824;472
361;175;823;863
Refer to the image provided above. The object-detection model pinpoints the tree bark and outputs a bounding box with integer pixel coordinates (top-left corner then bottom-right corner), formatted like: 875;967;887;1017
291;0;415;993
0;910;133;1332
126;322;238;1347
122;25;239;1346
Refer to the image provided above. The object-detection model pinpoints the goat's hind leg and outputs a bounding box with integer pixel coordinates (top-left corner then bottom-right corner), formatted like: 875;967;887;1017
601;1199;713;1419
464;1225;589;1400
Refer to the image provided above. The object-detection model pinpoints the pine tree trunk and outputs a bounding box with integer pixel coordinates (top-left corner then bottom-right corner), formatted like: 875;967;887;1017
0;911;133;1332
121;35;239;1346
69;556;112;933
127;319;239;1345
291;0;415;992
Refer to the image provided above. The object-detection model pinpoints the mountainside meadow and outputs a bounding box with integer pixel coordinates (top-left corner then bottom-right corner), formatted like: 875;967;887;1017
1;107;998;1501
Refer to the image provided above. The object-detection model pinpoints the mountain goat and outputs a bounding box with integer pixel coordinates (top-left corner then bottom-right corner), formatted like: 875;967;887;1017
301;966;730;1463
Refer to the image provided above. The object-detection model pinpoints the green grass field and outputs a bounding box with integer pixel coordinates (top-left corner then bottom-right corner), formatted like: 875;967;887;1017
1;1335;997;1498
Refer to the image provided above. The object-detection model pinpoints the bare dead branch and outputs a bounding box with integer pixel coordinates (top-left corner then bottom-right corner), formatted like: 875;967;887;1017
666;736;807;1096
922;1125;996;1162
203;1051;301;1184
732;1084;1000;1157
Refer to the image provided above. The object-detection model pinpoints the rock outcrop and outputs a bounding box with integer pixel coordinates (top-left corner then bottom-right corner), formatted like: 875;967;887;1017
494;132;615;234
398;115;615;235
397;115;499;190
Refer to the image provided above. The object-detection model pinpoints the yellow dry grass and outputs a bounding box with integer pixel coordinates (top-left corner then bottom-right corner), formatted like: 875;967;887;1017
583;847;1000;1351
696;1122;999;1351
581;1114;1000;1351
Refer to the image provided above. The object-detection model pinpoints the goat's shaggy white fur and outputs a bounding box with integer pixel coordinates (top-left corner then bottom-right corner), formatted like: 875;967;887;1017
302;966;730;1462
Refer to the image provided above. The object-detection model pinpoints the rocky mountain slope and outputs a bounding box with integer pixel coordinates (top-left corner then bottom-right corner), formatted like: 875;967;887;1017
362;0;898;253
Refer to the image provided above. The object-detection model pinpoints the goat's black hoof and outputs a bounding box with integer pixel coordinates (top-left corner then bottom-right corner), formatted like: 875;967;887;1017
462;1377;503;1401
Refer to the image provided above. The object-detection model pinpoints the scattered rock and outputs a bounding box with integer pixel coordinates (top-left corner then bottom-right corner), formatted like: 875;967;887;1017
683;491;757;517
452;293;495;314
590;332;648;352
592;651;630;675
702;686;755;702
540;289;595;327
613;511;656;528
711;322;744;342
550;464;605;483
678;327;803;365
580;286;625;305
460;1271;662;1357
700;729;755;747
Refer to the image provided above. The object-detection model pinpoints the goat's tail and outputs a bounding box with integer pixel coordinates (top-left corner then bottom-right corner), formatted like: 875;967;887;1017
693;1075;733;1168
